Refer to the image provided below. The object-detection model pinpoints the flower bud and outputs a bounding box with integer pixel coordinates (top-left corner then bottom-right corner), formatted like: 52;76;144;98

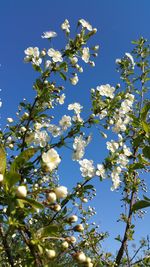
51;204;61;212
82;198;88;203
20;126;26;132
74;224;84;232
54;186;68;199
8;143;14;149
0;174;4;182
73;252;86;263
68;215;78;223
7;118;13;123
61;241;69;249
46;249;56;259
47;192;57;203
16;185;27;198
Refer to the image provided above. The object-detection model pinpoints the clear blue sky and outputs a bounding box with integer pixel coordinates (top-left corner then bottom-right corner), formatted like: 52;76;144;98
0;0;150;255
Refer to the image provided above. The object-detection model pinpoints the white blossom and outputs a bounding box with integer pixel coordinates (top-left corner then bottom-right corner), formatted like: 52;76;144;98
111;167;122;190
47;48;63;62
61;19;70;33
117;154;129;167
70;74;79;85
45;60;52;69
125;53;135;69
32;57;42;66
123;145;132;156
54;186;68;198
72;135;88;161
41;31;57;39
99;110;107;119
24;47;40;57
79;19;92;31
96;164;106;178
70;57;78;65
48;124;61;137
59;115;72;130
57;93;65;105
97;84;115;99
42;148;61;171
34;130;49;147
82;47;90;63
79;159;95;178
68;103;83;114
106;140;119;153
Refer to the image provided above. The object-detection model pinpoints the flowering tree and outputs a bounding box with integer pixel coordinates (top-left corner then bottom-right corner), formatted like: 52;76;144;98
0;19;150;267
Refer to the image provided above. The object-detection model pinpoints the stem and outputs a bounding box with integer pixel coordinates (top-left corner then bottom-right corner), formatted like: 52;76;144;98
20;227;43;267
0;224;14;267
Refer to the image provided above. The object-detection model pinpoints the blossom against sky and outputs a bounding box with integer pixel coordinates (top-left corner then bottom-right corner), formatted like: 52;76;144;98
0;0;150;253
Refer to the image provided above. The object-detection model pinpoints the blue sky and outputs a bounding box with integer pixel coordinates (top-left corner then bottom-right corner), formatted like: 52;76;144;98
0;0;150;255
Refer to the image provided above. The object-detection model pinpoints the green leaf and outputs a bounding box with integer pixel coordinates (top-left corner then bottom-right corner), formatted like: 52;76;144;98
5;172;21;187
21;198;44;210
142;121;150;134
59;72;67;81
132;200;150;211
143;146;150;160
129;163;145;171
10;148;37;173
0;145;6;175
141;102;150;121
36;225;59;239
83;185;94;190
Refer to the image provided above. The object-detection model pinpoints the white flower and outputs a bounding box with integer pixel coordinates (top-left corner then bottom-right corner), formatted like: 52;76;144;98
117;154;129;167
97;84;115;99
0;174;4;182
62;241;69;249
72;135;87;161
106;140;119;153
72;114;83;123
47;48;63;62
79;19;92;31
57;93;65;105
99;110;107;119
47;192;57;203
68;102;83;114
111;167;122;190
16;185;27;198
70;57;78;65
54;186;68;198
61;19;70;33
79;159;95;178
42;148;61;171
125;53;135;69
96;164;106;178
24;47;40;57
41;31;57;39
46;249;56;259
82;47;90;63
32;57;42;66
48;124;61;137
7;117;13;123
59;115;72;130
123;145;132;156
34;130;49;147
70;74;79;85
45;60;52;69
